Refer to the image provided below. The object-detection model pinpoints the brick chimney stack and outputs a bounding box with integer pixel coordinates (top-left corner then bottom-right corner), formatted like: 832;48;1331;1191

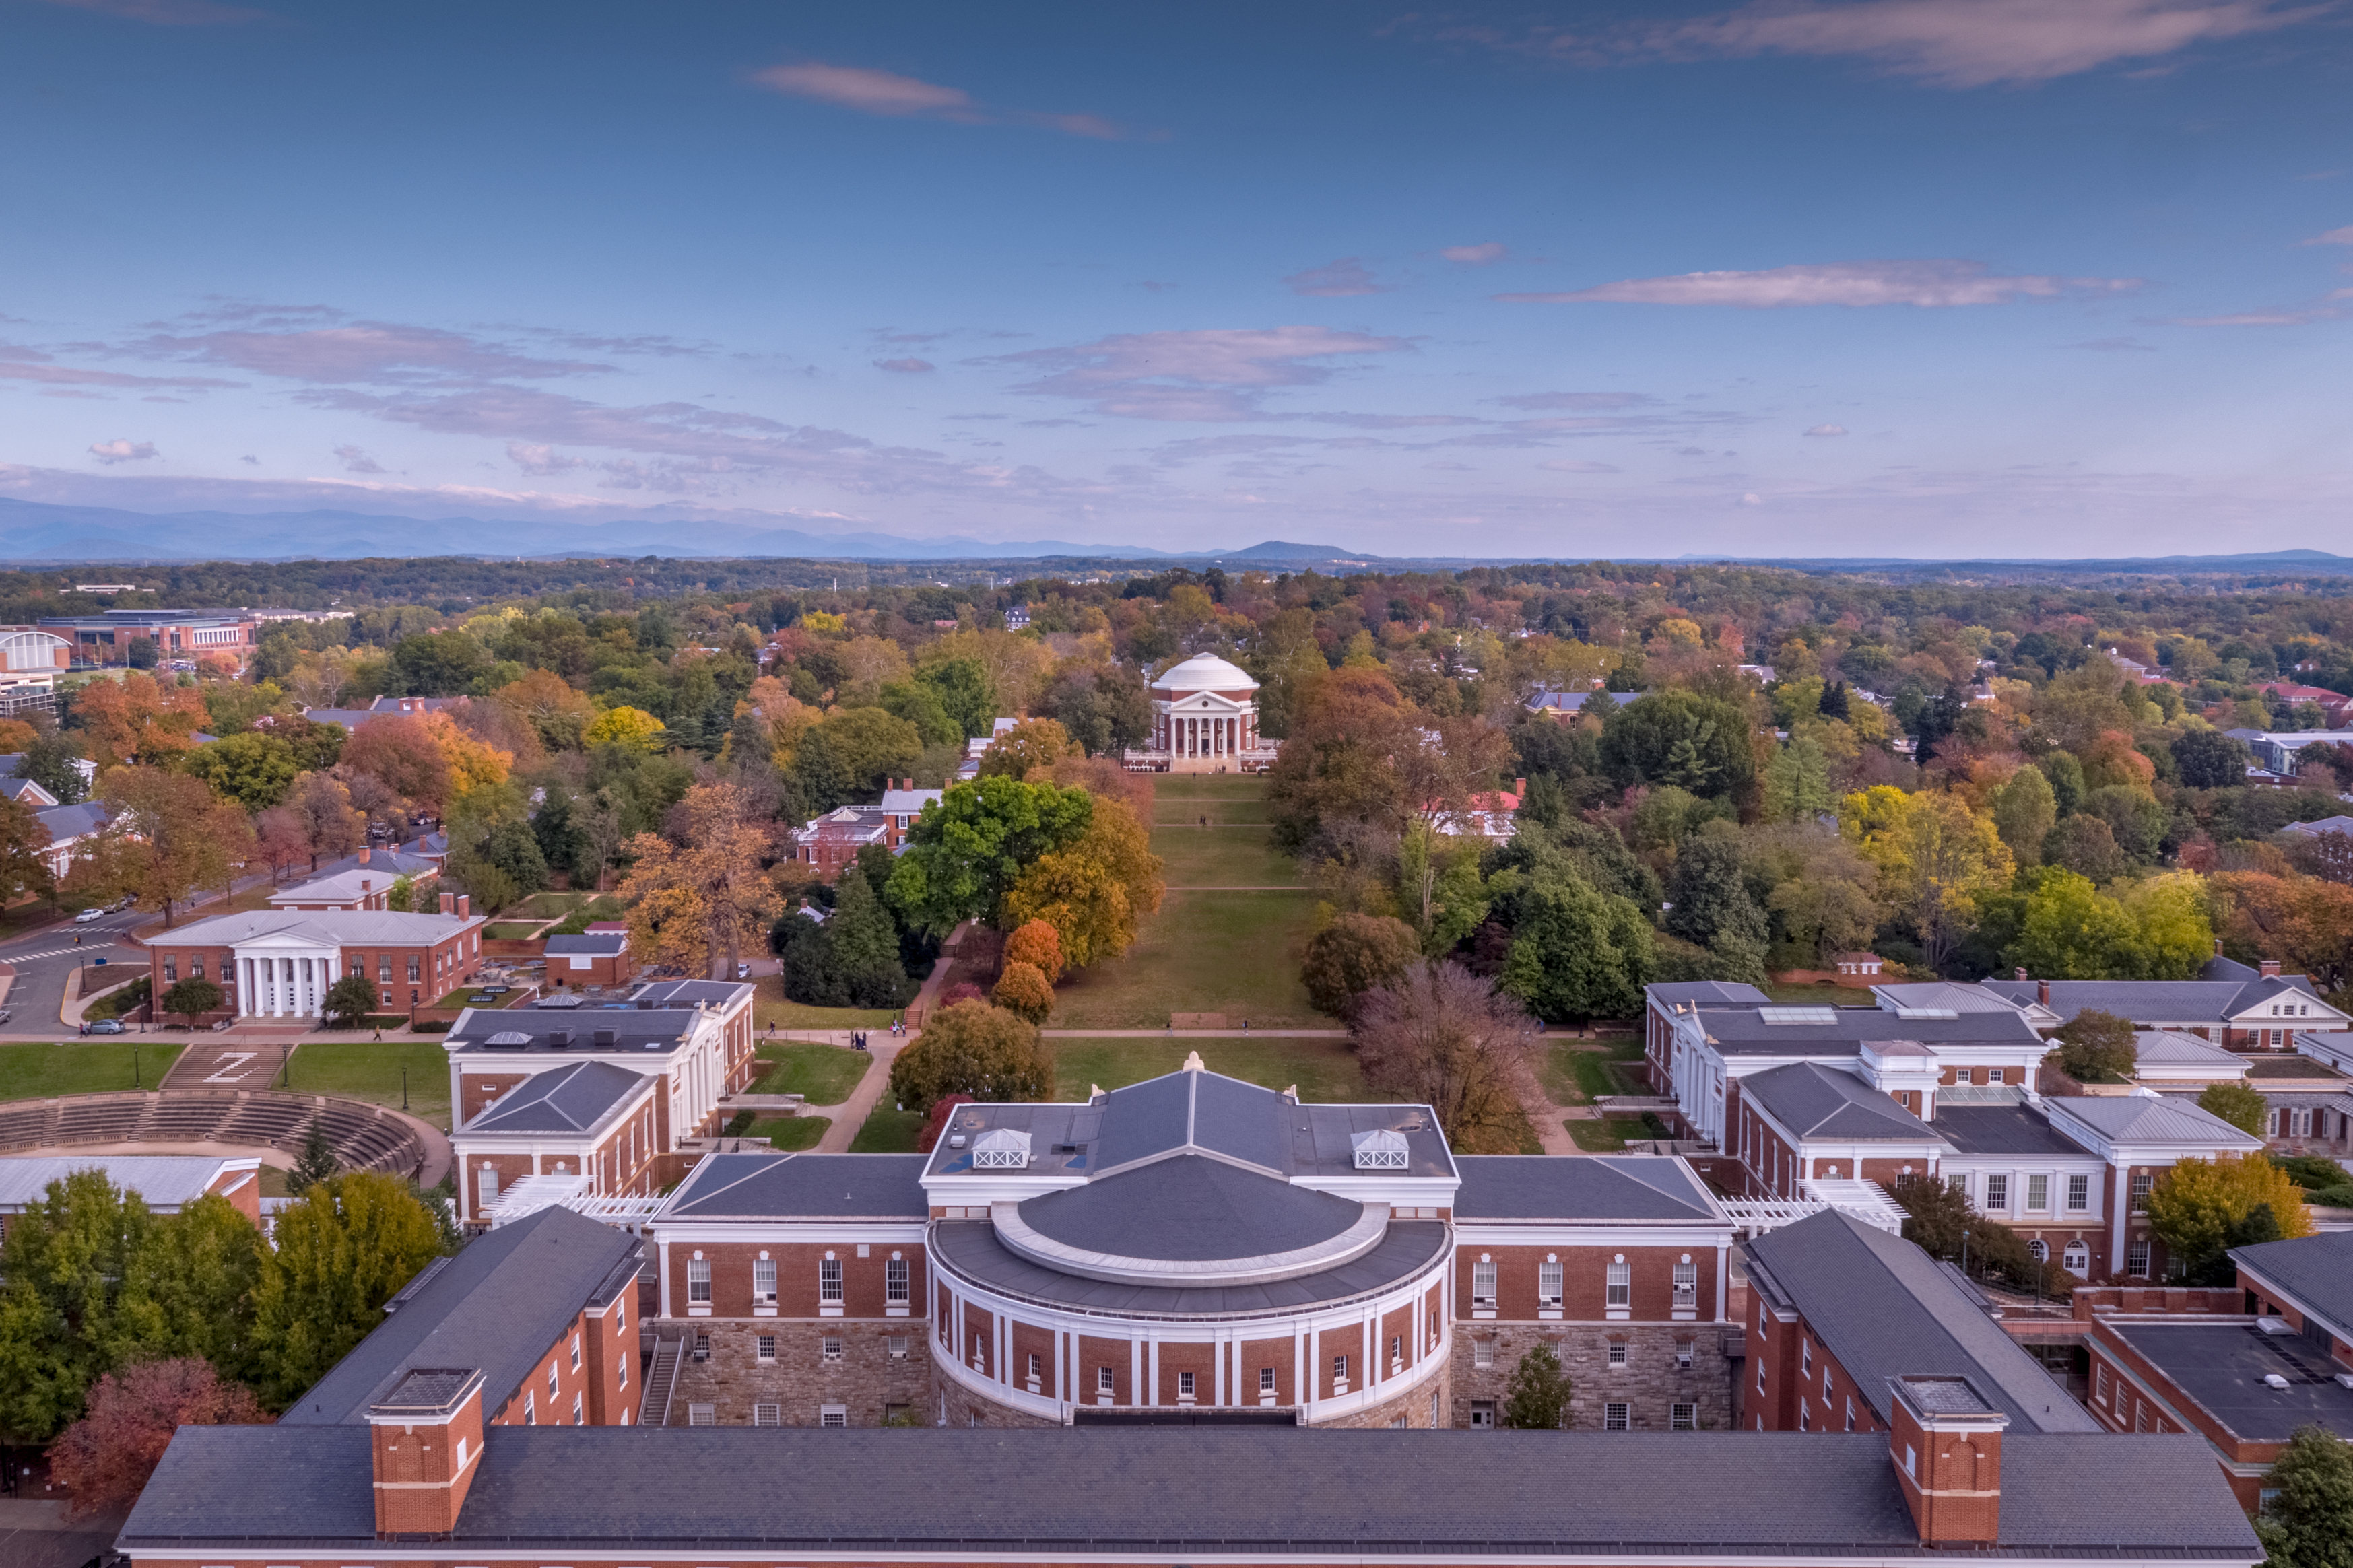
2037;978;2051;1007
440;891;455;915
368;1367;485;1538
360;846;371;864
457;893;469;918
2260;959;2281;978
1888;1374;2008;1547
2014;967;2028;982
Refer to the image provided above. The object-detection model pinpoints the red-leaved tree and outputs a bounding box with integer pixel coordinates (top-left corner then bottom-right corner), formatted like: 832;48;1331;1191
48;1359;265;1519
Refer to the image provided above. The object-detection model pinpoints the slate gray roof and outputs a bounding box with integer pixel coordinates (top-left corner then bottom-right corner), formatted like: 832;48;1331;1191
462;1060;651;1135
1647;980;1772;1009
446;1007;705;1056
0;775;55;805
2284;815;2353;838
155;908;478;948
2229;1229;2353;1344
119;1426;2259;1558
1743;1062;1945;1143
921;1068;1454;1183
36;800;107;844
0;1154;251;1210
661;1153;929;1219
2105;1321;2353;1443
277;1207;638;1427
1980;975;2327;1025
1932;1104;2096;1159
931;1215;1447;1316
545;932;628;957
1693;1007;2043;1057
630;978;756;1009
1453;1155;1726;1222
2046;1093;2265;1150
2132;1030;2249;1070
1743;1211;2100;1433
1017;1156;1360;1260
268;863;434;904
1871;981;2034;1015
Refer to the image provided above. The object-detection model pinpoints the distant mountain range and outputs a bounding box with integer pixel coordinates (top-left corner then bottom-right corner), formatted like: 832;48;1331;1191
0;499;1370;566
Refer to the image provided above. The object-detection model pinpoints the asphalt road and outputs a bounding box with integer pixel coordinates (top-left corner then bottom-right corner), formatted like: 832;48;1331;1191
0;908;147;1034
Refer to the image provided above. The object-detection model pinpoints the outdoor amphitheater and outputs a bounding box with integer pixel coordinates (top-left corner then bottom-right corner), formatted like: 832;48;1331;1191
0;1088;432;1178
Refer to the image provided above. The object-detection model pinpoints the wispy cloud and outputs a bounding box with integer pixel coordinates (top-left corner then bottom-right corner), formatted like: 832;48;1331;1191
0;341;237;390
2069;335;2158;351
2305;224;2353;245
1440;243;1510;265
1284;258;1388;297
1500;259;2140;307
1539;458;1622;472
1804;423;1849;436
332;444;385;474
753;61;1123;138
88;438;157;463
32;0;263;25
992;326;1410;421
1431;0;2323;88
1490;390;1657;410
135;319;609;385
873;357;936;374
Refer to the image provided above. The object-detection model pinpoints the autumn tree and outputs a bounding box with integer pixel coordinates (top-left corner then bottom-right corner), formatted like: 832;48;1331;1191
2147;1153;2312;1285
1002;919;1065;982
180;731;299;811
250;1172;449;1408
339;712;456;819
74;672;207;770
1352;961;1542;1155
494;668;597;751
998;793;1162;966
618;781;784;978
91;768;250;927
889;776;1094;935
2197;1080;2269;1136
1842;786;2012;971
1267;667;1418;848
0;791;55;909
1300;912;1424;1019
978;717;1074;778
2210;871;2353;995
585;704;667;751
887;1000;1053;1112
991;961;1055;1023
284;770;365;871
47;1359;265;1519
251;805;310;883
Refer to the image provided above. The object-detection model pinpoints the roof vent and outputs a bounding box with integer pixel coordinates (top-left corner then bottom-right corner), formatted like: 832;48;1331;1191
947;1134;966;1150
2257;1316;2294;1335
484;1031;531;1049
593;1029;616;1048
1759;1006;1838;1025
971;1128;1031;1169
546;1030;571;1048
2263;1373;2292;1390
1352;1128;1410;1170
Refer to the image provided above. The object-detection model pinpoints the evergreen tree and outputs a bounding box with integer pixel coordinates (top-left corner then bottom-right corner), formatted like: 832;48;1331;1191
1500;1342;1572;1429
1662;833;1770;973
2255;1424;2353;1568
1818;681;1850;721
532;784;591;884
288;1120;337;1194
1500;873;1654;1024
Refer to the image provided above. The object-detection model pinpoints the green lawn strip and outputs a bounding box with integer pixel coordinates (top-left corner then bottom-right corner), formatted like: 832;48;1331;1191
0;1042;185;1101
1146;823;1300;887
1047;1035;1372;1102
482;922;547;941
743;1116;830;1151
1152;800;1275;825
512;892;591;918
431;984;529;1010
750;1043;871;1106
1567;1118;1630;1153
1150;776;1269;803
279;1041;452;1128
1048;889;1322;1029
850;1103;924;1153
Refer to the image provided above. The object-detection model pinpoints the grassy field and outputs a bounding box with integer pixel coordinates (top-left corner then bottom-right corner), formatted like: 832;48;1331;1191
1542;1041;1647;1105
281;1041;453;1128
0;1042;185;1101
1047;1035;1372;1101
850;1103;923;1153
744;1116;829;1151
512;891;591;918
1049;890;1321;1028
753;975;904;1033
483;922;545;940
1152;775;1275;807
432;984;530;1010
750;1042;871;1105
1147;823;1301;887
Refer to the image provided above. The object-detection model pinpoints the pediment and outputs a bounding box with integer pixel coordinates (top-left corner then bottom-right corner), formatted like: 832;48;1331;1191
1166;691;1251;712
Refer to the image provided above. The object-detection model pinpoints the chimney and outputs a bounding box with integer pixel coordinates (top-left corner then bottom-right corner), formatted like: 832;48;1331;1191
439;891;455;915
1514;776;1527;797
361;878;372;894
2037;978;2050;1007
2014;967;2028;983
368;1367;485;1538
2214;936;2224;956
2260;958;2280;978
1888;1374;2008;1547
457;893;469;918
359;846;371;864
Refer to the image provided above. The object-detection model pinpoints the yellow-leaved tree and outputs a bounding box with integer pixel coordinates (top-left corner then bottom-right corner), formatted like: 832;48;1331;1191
584;705;667;753
617;782;783;978
1840;786;2012;971
417;710;510;796
1001;794;1165;968
2146;1152;2311;1285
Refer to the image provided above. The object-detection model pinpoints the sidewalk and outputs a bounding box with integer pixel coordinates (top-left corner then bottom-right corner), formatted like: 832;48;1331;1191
815;1035;903;1153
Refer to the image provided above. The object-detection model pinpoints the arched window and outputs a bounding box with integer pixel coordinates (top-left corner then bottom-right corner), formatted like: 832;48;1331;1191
2028;1239;2049;1262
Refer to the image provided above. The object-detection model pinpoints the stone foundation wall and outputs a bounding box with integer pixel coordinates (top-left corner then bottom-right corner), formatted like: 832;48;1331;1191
1449;1322;1733;1431
663;1318;932;1427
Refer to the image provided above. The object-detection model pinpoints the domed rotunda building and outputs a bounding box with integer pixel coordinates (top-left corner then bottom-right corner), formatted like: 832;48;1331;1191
1127;653;1278;772
923;1056;1457;1427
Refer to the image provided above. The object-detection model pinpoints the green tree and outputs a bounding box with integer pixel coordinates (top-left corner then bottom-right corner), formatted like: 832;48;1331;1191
1398;819;1489;955
1761;733;1833;823
1663;832;1770;972
288;1120;338;1194
324;972;378;1028
384;872;416;912
792;706;925;813
160;976;224;1028
1500;873;1655;1025
1500;1341;1573;1429
886;776;1093;934
2172;728;2253;791
1991;764;2057;864
2197;1079;2269;1136
249;1173;449;1408
2039;749;2086;816
2051;1008;2137;1081
778;867;913;1008
179;732;300;811
1036;660;1151;755
886;999;1053;1112
917;657;997;739
877;680;962;747
2041;813;2127;882
110;1194;265;1377
2255;1424;2353;1568
1598;690;1758;801
1300;912;1424;1019
0;1170;152;1441
2010;869;2135;978
16;722;88;804
388;629;490;696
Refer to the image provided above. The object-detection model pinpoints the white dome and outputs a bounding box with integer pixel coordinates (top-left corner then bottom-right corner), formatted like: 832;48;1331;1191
1152;653;1258;692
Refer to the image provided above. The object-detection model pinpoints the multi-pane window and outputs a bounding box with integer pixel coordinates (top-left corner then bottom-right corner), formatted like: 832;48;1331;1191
569;1334;581;1371
1675;1338;1694;1369
617;1355;628;1390
1605;1259;1631;1309
1672;1259;1697;1309
2127;1239;2152;1277
754;1259;777;1304
163;957;177;982
1947;1172;1969;1199
1332;1355;1349;1385
2026;1175;2049;1211
1985;1173;2009;1210
380;955;393;981
822;1338;842;1362
2094;1365;2110;1404
754;1403;781;1427
1671;1404;1697;1431
1604;1402;1630;1431
191;955;204;980
548;1365;560;1399
1177;1371;1195;1399
1607;1341;1628;1366
1028;1353;1043;1384
1801;1339;1812;1376
1471;1260;1497;1310
570;1394;582;1425
886;1257;910;1305
523;1392;536;1425
688;1258;712;1304
1389;1335;1403;1369
687;1403;715;1427
1537;1260;1563;1309
1098;1366;1115;1394
2067;1173;2090;1211
1260;1367;1277;1394
407;955;420;982
1473;1338;1495;1368
2130;1172;2152;1211
818;1258;844;1304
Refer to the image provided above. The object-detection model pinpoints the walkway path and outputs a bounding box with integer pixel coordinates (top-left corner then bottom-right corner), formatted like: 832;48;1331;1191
814;1034;902;1153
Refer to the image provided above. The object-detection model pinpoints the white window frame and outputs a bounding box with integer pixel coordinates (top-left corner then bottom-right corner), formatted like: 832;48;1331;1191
820;1404;847;1428
2067;1173;2090;1212
687;1258;712;1305
1604;1402;1630;1431
754;1403;781;1427
754;1259;777;1305
1605;1258;1631;1311
1471;1259;1497;1311
2026;1174;2049;1212
818;1257;844;1305
886;1256;910;1305
1671;1403;1696;1431
1985;1173;2008;1211
1672;1258;1697;1310
1537;1259;1563;1309
687;1403;715;1427
822;1337;843;1363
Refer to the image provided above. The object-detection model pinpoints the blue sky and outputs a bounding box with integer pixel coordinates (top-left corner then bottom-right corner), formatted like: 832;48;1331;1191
2;0;2349;558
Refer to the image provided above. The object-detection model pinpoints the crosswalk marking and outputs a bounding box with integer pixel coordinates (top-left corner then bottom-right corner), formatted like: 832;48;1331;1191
7;943;137;963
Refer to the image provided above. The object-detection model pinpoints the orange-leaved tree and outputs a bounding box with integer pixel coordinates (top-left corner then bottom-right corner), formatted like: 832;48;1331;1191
1001;794;1164;969
618;782;783;978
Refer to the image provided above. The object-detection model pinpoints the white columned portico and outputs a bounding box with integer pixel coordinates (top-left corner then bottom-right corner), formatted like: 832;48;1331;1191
234;938;343;1017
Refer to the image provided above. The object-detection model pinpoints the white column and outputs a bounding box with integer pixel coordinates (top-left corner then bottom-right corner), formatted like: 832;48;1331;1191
1129;1338;1143;1406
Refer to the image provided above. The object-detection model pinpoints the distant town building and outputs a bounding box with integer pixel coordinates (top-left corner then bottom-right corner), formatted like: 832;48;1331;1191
39;608;255;664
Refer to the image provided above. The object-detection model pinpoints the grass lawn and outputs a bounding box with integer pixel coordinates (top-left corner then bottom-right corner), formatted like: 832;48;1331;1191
1148;823;1301;887
431;985;530;1010
483;921;546;941
0;1042;185;1101
750;1043;871;1105
280;1040;452;1128
1152;775;1272;805
1541;1042;1646;1105
1047;1035;1372;1101
0;901;71;943
512;891;590;918
752;978;904;1032
1566;1111;1673;1151
1049;889;1322;1029
744;1116;829;1151
850;1102;923;1153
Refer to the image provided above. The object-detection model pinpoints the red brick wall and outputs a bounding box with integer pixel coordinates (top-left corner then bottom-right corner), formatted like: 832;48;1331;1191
490;1314;600;1428
1459;1243;1717;1322
669;1240;927;1320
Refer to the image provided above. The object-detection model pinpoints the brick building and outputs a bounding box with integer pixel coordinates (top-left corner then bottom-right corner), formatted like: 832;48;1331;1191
267;845;441;911
145;905;486;1019
787;780;941;879
545;931;632;986
38;607;256;663
445;978;759;1225
0;1153;261;1234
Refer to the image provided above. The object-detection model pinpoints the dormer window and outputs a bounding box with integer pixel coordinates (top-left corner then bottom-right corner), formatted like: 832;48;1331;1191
1351;1128;1409;1169
972;1128;1031;1169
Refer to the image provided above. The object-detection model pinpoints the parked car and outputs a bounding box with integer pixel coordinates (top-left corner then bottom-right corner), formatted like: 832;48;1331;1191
74;908;106;924
737;962;752;979
81;1019;125;1035
112;895;137;911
